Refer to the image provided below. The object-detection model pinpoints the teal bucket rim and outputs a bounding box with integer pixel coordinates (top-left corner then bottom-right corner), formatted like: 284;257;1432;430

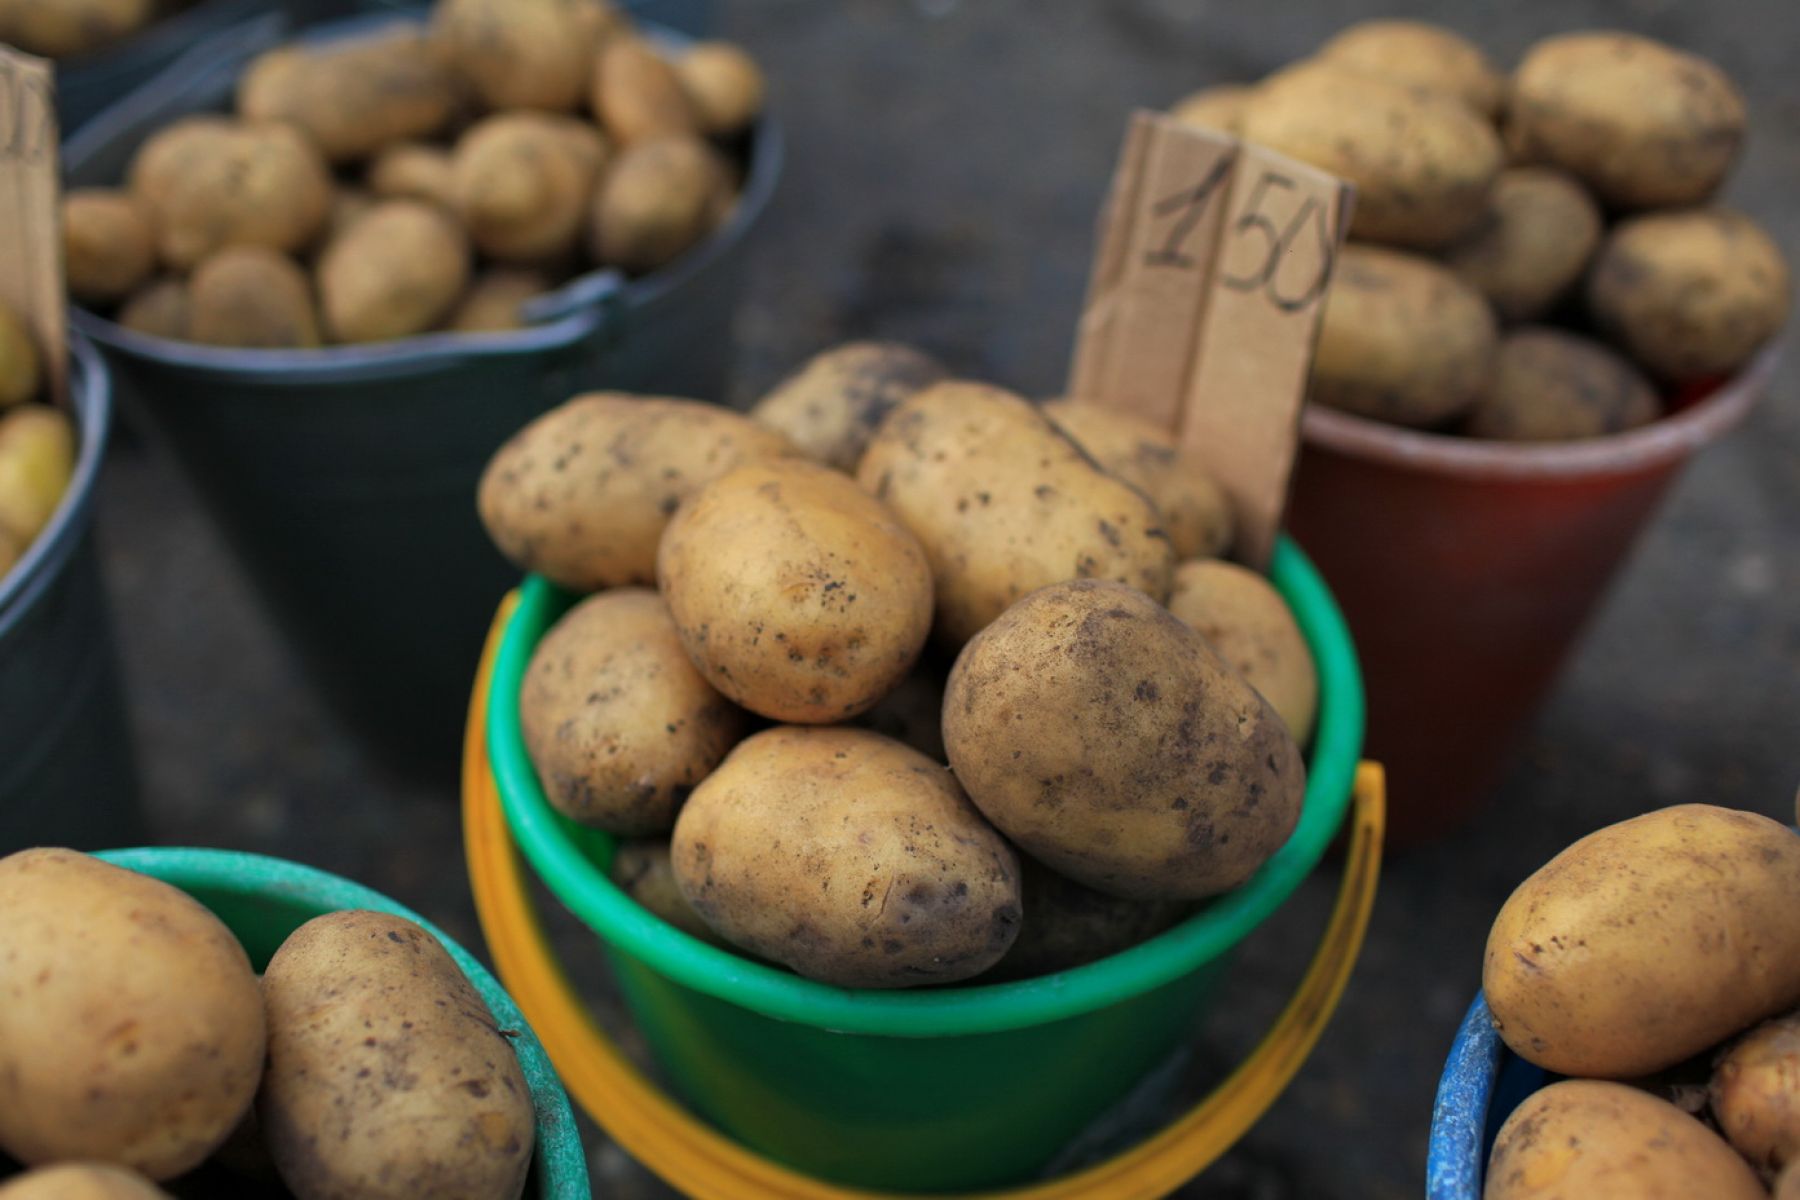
92;846;590;1198
485;536;1365;1038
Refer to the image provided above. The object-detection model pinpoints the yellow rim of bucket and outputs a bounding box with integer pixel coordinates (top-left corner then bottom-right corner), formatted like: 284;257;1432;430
463;592;1387;1199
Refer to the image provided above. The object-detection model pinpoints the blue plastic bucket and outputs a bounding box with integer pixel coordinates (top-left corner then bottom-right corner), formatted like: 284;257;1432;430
1426;993;1557;1200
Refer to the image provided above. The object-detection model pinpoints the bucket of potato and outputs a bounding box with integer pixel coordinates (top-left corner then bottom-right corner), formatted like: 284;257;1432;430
459;344;1386;1194
0;312;141;854
1170;22;1791;845
0;844;588;1198
1426;801;1800;1200
56;0;780;777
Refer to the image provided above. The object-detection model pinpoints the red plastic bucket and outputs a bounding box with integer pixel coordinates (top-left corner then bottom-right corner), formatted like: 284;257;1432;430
1286;349;1776;847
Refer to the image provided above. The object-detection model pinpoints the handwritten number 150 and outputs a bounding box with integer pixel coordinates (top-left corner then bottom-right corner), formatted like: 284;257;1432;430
1145;164;1335;314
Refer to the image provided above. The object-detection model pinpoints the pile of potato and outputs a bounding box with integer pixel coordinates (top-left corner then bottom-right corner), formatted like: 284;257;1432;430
0;848;536;1200
0;0;184;60
478;341;1321;989
60;0;765;348
1480;802;1800;1198
0;304;75;585
1173;21;1792;442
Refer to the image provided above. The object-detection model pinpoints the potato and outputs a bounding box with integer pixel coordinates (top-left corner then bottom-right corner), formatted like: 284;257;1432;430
259;911;534;1200
0;849;265;1179
608;839;727;946
1487;1080;1765;1200
478;393;795;591
590;136;729;275
1043;398;1235;560
850;659;948;761
447;269;552;333
1711;1012;1800;1178
986;856;1188;982
671;726;1022;987
857;382;1175;646
1484;805;1800;1079
1588;209;1791;384
0;0;151;58
1509;33;1746;210
62;190;155;306
1317;19;1503;116
452;114;607;263
318;200;471;343
0;1164;170;1200
368;141;457;210
659;459;933;722
0;405;75;546
0;525;22;579
592;37;699;145
521;588;745;831
749;342;947;473
1311;244;1498;427
188;247;321;349
0;302;40;408
433;0;618;113
237;27;458;164
129;119;332;269
1169;85;1250;134
1443;168;1603;322
944;579;1305;901
1241;62;1501;249
1167;559;1317;743
1466;329;1659;443
116;278;190;341
675;42;764;136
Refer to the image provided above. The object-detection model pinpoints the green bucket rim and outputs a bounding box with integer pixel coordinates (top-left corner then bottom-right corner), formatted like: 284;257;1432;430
93;847;590;1198
486;535;1365;1037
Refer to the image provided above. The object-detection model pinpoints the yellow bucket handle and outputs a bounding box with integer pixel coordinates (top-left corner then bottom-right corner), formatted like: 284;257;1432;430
463;593;1387;1200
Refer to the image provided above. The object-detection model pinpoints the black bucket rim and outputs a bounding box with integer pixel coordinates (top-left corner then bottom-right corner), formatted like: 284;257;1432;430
0;333;112;633
64;8;786;384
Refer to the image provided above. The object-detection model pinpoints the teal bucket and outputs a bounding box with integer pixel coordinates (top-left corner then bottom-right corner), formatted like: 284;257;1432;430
92;847;589;1197
483;537;1367;1193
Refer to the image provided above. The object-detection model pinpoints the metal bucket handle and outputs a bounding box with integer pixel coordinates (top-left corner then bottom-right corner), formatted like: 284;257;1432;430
461;591;1387;1200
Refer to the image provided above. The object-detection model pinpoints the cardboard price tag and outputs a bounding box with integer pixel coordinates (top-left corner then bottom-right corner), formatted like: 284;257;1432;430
1068;111;1353;570
0;47;66;404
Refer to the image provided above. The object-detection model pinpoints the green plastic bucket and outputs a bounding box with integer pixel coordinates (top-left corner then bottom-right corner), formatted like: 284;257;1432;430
61;11;783;778
91;846;589;1197
0;333;142;853
484;537;1365;1193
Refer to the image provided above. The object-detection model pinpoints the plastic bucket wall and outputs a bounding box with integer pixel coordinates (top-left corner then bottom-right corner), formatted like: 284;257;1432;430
1426;993;1551;1200
93;847;589;1197
62;14;782;777
1286;353;1773;847
0;334;142;852
486;537;1366;1193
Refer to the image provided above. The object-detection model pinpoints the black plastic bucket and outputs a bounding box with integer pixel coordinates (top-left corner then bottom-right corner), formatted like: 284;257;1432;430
62;12;783;780
0;333;142;852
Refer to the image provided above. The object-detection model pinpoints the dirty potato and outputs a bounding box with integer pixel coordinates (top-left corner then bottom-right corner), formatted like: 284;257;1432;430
62;189;155;306
944;580;1305;901
608;839;727;946
1169;85;1251;134
675;42;765;136
671;726;1023;987
1711;1012;1800;1178
0;302;40;408
1588;208;1791;383
188;247;321;349
116;278;191;341
259;911;534;1200
985;856;1189;982
592;36;698;145
520;588;745;832
0;405;76;546
1466;329;1660;443
318;200;471;343
1509;33;1746;210
1488;1080;1764;1200
0;849;265;1180
478;393;794;591
659;459;934;722
0;0;151;58
432;0;620;112
749;341;948;472
1317;19;1503;116
367;141;457;210
0;1164;171;1200
857;382;1175;647
1443;167;1603;322
1043;398;1235;560
590;135;729;274
453;113;608;263
1167;558;1318;743
1311;244;1499;427
1484;805;1800;1078
447;270;552;333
